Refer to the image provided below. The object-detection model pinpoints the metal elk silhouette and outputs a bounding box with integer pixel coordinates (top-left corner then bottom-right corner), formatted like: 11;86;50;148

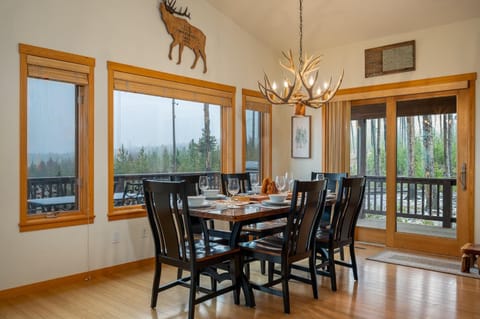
159;0;207;73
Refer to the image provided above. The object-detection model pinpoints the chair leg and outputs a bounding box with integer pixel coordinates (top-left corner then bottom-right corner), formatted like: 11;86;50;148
246;261;251;279
177;268;183;279
260;260;266;275
151;261;162;308
309;253;318;299
328;248;337;291
339;247;345;261
232;258;240;305
281;264;290;314
268;261;275;283
350;244;358;281
188;271;197;319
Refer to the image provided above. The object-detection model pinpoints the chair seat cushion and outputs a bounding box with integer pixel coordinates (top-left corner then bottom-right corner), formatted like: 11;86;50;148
242;220;286;237
190;240;240;261
239;234;284;255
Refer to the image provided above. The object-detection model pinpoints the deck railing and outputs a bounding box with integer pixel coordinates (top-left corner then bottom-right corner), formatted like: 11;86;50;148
27;172;222;210
362;175;456;228
27;174;457;228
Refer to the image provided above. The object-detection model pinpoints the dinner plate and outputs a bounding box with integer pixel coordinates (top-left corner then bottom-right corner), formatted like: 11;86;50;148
262;200;291;206
189;201;212;208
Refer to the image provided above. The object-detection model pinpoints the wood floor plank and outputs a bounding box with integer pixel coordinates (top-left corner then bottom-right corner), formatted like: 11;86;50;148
1;244;479;318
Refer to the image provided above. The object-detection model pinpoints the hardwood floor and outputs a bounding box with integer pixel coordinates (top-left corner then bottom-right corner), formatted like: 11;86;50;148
1;243;480;318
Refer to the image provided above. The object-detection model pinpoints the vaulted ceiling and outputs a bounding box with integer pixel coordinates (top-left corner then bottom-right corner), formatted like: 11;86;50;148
205;0;480;53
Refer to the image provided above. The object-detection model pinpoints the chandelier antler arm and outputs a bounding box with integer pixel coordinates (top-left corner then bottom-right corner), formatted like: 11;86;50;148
258;73;297;105
306;70;344;107
279;50;297;75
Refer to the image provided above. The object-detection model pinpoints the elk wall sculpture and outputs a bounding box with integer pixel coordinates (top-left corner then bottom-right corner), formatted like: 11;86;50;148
159;0;207;73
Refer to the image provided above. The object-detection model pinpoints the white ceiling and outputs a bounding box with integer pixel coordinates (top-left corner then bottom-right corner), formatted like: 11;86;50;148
205;0;480;53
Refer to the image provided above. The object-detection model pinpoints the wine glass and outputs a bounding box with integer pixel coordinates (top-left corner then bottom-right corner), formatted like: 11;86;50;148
286;173;295;192
275;175;286;194
198;175;208;194
250;172;259;193
227;177;240;199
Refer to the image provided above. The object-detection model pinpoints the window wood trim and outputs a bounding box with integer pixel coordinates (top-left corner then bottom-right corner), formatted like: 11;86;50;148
242;88;272;180
107;61;235;221
19;43;95;232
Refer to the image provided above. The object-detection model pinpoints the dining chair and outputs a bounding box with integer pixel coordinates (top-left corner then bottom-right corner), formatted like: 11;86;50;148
239;179;328;314
311;172;347;222
221;172;252;195
171;174;212;234
311;172;348;259
143;179;241;319
222;172;287;275
314;176;366;291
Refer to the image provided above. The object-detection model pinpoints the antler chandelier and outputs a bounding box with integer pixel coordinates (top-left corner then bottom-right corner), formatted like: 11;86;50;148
258;0;344;116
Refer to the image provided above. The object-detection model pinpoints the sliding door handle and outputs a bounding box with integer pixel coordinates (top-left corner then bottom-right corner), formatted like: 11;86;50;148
460;162;467;191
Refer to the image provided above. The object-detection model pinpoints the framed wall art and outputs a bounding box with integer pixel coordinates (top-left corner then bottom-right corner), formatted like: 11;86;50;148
365;40;415;78
291;116;311;158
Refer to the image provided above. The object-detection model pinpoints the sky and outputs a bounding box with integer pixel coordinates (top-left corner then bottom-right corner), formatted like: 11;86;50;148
27;78;222;156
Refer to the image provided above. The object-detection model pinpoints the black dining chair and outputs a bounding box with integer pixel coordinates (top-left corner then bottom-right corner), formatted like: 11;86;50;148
239;179;328;313
314;176;366;291
221;172;251;195
171;174;213;234
143;180;241;319
222;172;287;275
311;172;347;223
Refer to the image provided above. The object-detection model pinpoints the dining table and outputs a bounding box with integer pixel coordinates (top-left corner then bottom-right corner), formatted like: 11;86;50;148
189;196;291;307
188;193;336;307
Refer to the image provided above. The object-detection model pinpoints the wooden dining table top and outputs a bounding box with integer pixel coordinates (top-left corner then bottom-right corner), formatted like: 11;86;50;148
189;201;291;222
189;193;336;223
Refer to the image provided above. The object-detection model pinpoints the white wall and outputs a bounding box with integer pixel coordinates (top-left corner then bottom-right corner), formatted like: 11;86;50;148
0;0;478;291
270;18;480;241
0;0;278;290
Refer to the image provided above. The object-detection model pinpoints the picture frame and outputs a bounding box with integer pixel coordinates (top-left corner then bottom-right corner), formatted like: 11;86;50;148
291;116;311;158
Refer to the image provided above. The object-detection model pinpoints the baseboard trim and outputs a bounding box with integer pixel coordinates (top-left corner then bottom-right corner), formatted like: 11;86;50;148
0;257;155;299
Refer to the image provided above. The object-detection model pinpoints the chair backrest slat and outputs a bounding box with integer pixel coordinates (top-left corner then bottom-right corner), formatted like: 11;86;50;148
143;180;193;263
286;180;327;257
330;177;366;243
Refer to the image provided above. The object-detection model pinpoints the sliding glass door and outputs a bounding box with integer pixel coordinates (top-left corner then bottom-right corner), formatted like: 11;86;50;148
349;76;474;256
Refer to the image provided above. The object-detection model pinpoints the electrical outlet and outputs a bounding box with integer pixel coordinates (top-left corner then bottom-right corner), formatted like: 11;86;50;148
112;231;120;244
142;227;148;239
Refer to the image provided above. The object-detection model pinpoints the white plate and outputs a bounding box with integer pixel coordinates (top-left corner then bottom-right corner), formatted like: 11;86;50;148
262;200;291;206
205;194;226;200
189;201;211;208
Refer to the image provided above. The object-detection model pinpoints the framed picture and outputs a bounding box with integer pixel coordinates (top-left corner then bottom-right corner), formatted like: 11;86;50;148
291;116;311;158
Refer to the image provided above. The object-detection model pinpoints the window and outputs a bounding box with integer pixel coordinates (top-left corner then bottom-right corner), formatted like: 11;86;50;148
19;44;95;231
242;89;272;180
108;62;235;220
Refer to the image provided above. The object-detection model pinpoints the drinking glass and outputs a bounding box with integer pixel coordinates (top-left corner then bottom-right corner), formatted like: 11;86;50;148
250;172;259;193
227;178;240;198
199;175;208;194
275;175;286;193
286;173;294;192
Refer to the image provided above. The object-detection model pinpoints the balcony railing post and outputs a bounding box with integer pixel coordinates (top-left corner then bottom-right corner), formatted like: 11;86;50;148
442;180;452;228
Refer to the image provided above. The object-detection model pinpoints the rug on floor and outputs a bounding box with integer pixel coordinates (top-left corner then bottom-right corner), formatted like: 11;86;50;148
367;250;480;279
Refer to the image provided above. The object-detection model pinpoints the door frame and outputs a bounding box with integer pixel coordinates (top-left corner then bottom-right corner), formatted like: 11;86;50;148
331;73;476;256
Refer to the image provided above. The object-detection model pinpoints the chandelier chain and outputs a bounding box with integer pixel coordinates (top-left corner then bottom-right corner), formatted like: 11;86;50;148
299;0;303;65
